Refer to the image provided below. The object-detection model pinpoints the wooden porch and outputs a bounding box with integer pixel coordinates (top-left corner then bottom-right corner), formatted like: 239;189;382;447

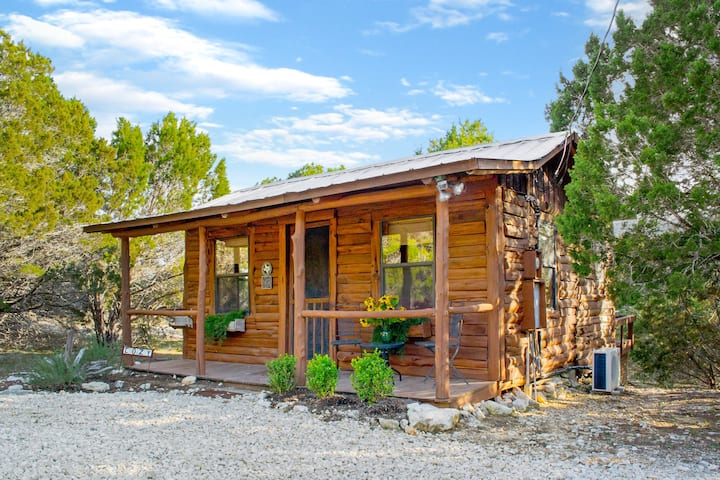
129;358;498;408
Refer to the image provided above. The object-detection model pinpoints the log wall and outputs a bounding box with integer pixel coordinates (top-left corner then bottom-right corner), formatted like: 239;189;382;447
501;185;615;385
181;179;495;380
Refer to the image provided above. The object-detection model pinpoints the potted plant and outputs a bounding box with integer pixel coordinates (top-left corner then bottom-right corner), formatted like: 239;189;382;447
204;310;246;344
360;295;427;345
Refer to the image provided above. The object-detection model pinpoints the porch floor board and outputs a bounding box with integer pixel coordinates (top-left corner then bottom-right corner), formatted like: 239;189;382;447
130;359;497;407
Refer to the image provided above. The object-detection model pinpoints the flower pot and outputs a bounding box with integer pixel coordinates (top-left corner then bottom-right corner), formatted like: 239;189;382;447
376;325;392;343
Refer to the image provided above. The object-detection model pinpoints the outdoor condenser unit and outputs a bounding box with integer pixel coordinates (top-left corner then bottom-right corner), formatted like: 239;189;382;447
592;347;621;392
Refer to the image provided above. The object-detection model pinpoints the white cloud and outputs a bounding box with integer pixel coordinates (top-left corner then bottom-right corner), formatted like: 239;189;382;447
377;0;512;32
400;78;411;87
585;0;651;27
486;31;509;43
216;105;439;169
5;14;84;47
432;82;505;106
55;71;213;138
552;11;570;17
151;0;278;21
5;9;351;103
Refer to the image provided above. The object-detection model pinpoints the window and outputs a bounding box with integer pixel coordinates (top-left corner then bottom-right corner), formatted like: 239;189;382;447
380;217;434;309
538;222;557;310
215;237;249;314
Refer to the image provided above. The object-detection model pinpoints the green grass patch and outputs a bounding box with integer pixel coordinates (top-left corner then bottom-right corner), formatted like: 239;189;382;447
0;351;50;378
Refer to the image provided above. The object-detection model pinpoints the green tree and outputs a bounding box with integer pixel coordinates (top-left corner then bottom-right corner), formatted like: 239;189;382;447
0;30;109;234
259;162;345;184
0;30;114;334
548;2;720;387
419;118;493;154
84;114;231;343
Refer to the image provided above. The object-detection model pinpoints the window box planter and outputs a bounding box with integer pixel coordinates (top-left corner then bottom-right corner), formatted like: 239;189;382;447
226;317;246;332
168;316;193;328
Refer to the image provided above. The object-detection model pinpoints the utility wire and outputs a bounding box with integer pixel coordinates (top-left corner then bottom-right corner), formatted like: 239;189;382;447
554;0;621;181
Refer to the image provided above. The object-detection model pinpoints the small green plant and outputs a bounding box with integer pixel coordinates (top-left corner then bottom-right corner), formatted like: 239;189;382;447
205;310;245;344
266;353;297;394
29;350;87;390
305;354;338;398
350;350;394;404
82;340;121;366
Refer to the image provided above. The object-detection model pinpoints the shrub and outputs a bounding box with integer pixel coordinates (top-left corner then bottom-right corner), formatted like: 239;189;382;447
29;350;87;390
350;350;394;404
205;310;245;344
306;354;338;398
266;354;297;394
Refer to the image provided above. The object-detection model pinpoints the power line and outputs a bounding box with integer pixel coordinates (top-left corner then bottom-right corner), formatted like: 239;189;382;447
554;0;621;181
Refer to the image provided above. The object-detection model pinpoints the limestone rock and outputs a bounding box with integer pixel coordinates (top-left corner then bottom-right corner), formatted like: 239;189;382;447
1;384;31;395
81;381;110;393
181;376;197;386
407;402;460;433
483;400;513;416
378;418;400;430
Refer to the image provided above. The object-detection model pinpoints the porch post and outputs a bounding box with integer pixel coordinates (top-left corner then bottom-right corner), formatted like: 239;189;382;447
486;185;506;382
434;194;450;401
120;237;132;367
196;226;207;376
292;210;307;384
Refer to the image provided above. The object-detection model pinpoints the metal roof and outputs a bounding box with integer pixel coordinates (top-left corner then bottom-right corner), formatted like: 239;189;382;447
84;131;574;234
200;131;573;210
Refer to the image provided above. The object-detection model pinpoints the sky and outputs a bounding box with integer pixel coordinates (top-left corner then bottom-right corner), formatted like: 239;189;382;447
1;0;651;190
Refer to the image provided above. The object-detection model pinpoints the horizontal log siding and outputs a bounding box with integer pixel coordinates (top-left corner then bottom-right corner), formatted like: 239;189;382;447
180;181;494;379
183;221;281;365
501;187;615;385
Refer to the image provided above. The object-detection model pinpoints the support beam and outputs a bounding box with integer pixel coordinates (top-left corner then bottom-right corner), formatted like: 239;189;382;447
277;225;288;356
120;237;132;367
486;185;506;382
434;195;450;401
196;226;207;376
292;210;307;384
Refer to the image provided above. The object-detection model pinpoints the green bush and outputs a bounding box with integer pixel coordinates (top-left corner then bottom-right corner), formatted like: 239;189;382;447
306;354;338;398
29;351;87;390
266;353;297;394
205;310;245;344
350;350;394;404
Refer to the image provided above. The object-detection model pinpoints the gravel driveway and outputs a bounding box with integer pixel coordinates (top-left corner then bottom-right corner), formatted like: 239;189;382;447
2;387;718;480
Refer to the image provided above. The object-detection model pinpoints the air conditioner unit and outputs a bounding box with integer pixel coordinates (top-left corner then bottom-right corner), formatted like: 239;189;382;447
592;347;620;392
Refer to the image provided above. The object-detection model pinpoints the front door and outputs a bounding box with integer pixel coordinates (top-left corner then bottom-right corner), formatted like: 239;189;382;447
287;224;331;359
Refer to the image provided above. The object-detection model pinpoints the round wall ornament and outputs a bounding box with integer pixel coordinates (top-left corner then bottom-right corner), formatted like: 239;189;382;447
262;262;273;275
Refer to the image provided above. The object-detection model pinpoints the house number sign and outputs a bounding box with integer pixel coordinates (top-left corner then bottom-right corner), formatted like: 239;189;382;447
261;262;273;289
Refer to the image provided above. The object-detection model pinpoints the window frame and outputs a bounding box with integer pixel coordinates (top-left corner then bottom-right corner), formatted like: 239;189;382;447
379;215;436;309
214;237;251;315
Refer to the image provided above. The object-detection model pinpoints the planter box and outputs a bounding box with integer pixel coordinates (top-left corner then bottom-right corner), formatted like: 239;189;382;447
226;318;246;332
168;316;193;328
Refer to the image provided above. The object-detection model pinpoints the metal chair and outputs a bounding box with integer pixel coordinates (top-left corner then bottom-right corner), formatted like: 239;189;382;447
331;317;361;364
416;313;468;384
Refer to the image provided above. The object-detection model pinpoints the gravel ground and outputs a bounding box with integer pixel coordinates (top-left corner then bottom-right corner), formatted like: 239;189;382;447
1;385;718;480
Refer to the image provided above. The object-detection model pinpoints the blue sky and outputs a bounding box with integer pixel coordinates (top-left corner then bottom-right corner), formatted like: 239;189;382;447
2;0;650;190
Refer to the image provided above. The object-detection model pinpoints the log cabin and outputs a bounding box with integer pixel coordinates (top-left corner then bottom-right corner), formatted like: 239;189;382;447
84;131;616;404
